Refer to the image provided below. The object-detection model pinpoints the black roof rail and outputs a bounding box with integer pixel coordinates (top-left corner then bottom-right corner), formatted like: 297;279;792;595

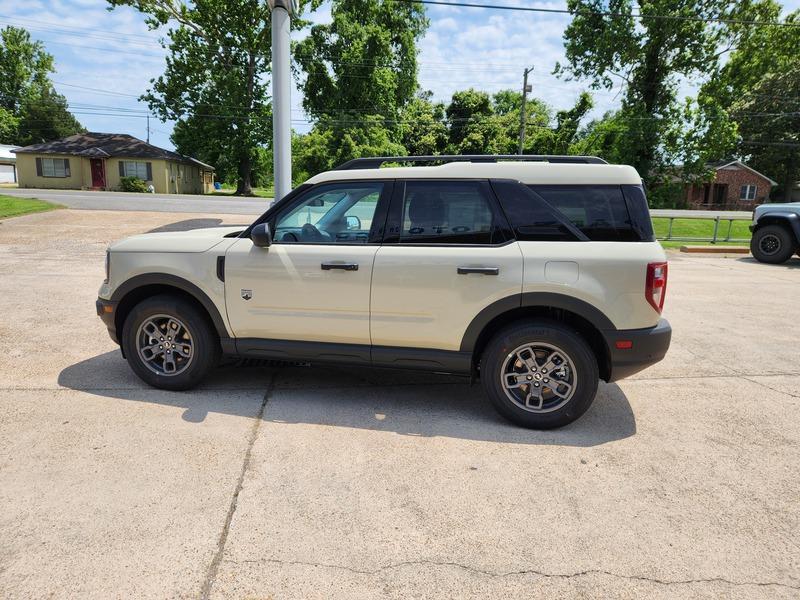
334;154;608;170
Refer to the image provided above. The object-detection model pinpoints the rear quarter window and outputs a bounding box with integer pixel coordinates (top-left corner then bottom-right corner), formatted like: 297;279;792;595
529;185;647;242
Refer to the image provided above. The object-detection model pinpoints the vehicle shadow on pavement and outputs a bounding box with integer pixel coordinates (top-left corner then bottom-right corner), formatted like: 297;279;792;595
736;256;800;268
58;352;636;447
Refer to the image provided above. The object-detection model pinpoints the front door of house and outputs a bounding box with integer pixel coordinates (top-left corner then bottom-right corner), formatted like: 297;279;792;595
90;159;105;188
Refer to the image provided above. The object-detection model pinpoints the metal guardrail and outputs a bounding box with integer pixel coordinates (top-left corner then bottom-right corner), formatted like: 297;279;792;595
650;209;753;244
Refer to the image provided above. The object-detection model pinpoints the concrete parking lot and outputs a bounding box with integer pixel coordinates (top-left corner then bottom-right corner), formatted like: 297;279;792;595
0;209;798;599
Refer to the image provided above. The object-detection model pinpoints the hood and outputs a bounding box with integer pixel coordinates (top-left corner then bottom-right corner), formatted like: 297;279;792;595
755;202;800;216
109;226;246;253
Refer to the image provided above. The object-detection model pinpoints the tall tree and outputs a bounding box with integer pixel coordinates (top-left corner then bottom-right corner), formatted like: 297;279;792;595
296;0;427;122
695;2;800;199
0;26;83;145
556;0;732;180
108;0;275;195
293;0;427;175
732;65;800;202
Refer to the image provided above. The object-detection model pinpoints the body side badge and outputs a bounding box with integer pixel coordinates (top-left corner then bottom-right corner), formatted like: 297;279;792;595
241;289;253;301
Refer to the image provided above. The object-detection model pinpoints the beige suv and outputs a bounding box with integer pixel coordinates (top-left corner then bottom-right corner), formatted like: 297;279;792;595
96;155;671;429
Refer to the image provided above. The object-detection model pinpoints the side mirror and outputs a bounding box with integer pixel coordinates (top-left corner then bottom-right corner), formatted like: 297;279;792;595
345;215;361;230
250;222;272;247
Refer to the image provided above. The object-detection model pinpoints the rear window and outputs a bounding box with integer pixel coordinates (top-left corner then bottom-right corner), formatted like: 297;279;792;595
528;185;641;241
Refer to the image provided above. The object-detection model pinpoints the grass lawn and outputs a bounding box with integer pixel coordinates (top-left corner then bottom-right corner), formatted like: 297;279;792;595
0;195;63;219
652;217;752;248
211;184;274;199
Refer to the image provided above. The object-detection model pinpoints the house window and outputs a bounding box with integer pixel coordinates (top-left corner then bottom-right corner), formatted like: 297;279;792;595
740;185;757;201
37;157;70;178
121;161;151;180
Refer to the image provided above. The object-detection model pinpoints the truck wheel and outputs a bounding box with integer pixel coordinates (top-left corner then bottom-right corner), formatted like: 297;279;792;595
751;225;796;264
481;320;599;429
121;294;220;391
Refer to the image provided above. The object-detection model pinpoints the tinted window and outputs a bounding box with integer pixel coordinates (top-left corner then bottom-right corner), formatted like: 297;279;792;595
621;185;655;241
399;181;501;244
529;185;638;241
491;181;582;242
274;182;383;244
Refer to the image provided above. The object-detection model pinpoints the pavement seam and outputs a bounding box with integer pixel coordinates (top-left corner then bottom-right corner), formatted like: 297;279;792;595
199;371;278;600
224;557;800;590
741;376;800;400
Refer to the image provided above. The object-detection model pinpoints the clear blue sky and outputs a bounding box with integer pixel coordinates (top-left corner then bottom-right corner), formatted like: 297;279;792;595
3;0;799;151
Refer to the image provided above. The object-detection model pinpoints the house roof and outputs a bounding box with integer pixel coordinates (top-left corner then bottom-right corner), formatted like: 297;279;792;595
0;144;19;162
710;159;777;186
12;132;214;170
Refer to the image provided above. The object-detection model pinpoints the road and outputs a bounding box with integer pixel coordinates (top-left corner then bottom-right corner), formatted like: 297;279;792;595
0;187;270;215
0;208;799;599
2;187;757;220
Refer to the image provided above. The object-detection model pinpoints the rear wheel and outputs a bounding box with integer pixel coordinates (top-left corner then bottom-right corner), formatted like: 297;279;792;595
121;294;220;390
481;321;599;429
751;224;796;264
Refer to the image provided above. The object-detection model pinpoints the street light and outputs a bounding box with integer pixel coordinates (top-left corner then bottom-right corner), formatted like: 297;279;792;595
268;0;298;201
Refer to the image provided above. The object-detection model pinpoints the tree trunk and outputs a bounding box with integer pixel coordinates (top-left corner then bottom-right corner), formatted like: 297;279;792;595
235;153;253;196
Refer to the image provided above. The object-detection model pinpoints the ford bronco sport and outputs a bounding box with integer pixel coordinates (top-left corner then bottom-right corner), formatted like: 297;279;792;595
97;155;671;429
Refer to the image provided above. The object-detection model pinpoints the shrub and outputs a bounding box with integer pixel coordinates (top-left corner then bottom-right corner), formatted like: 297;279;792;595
120;176;150;193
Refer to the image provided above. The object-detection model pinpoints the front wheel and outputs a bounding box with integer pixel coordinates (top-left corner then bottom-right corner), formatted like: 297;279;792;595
750;225;796;264
481;321;599;429
121;294;220;390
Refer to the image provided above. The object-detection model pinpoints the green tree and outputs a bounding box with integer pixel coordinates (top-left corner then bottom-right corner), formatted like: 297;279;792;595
17;86;84;146
0;26;83;145
295;0;428;122
399;93;447;156
108;0;276;195
695;3;799;199
732;65;800;202
556;0;733;180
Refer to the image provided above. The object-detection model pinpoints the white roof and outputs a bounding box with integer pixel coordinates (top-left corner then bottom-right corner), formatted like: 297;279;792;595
307;161;642;186
0;144;19;160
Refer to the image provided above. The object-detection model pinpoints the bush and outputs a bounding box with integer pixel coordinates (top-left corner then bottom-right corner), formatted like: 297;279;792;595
119;176;149;193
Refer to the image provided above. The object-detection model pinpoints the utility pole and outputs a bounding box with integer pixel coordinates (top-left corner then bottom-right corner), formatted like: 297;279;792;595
518;66;533;155
146;114;150;144
269;0;296;202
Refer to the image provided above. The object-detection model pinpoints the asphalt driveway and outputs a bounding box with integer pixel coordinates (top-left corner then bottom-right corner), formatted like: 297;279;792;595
0;209;798;599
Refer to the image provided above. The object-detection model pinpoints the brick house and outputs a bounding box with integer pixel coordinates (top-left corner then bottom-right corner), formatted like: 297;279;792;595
685;160;776;209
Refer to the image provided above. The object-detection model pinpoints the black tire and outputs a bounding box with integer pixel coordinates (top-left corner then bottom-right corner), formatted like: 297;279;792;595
481;320;599;429
121;294;220;390
750;224;796;264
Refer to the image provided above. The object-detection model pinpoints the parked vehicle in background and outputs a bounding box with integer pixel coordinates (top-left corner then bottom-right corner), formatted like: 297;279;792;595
96;155;671;429
749;202;800;264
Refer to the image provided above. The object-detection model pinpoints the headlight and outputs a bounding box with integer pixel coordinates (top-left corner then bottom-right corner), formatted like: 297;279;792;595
104;250;110;283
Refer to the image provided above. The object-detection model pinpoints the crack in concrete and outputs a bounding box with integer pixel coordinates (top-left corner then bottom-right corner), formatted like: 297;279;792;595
225;557;800;590
742;376;800;400
199;372;277;600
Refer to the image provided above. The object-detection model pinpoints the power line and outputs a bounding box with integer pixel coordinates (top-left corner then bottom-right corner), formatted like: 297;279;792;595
392;0;800;27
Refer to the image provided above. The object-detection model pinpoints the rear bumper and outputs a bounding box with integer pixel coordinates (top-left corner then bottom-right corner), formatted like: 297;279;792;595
603;318;671;382
96;298;119;344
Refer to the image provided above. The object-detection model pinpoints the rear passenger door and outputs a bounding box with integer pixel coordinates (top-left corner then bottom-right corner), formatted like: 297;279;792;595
370;179;524;352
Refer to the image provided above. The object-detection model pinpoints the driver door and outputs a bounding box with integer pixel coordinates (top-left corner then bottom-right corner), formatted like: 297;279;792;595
224;181;392;346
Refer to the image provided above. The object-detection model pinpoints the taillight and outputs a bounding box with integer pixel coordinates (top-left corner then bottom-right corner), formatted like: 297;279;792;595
646;262;668;314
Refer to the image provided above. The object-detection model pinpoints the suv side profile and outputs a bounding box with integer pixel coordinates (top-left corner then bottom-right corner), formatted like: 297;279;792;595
96;155;671;429
749;201;800;264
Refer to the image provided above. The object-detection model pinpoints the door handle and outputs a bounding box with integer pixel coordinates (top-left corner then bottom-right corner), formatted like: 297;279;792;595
321;262;359;271
458;266;500;275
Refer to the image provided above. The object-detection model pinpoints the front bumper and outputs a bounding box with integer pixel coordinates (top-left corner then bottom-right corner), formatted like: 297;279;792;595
603;318;672;382
96;298;119;344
